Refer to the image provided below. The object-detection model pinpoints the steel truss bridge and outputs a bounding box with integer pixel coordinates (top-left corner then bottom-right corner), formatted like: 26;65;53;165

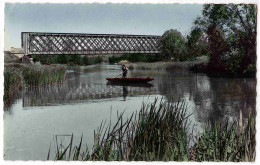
22;32;162;55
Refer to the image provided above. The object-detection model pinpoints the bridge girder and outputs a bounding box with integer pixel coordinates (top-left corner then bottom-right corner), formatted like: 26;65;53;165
22;32;162;55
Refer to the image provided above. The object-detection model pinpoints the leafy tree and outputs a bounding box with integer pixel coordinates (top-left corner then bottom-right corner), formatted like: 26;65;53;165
161;29;187;61
193;4;256;74
187;27;209;57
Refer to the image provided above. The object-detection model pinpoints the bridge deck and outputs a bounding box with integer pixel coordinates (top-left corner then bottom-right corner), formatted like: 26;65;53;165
22;32;162;55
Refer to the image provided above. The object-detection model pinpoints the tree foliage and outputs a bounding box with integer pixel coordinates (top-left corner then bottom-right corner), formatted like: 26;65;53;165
161;29;187;61
186;27;209;57
193;4;257;75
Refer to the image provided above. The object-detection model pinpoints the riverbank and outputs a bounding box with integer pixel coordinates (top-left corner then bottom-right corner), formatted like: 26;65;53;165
127;56;209;70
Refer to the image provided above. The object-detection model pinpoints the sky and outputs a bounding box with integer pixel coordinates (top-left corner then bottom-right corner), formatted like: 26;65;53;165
4;3;203;50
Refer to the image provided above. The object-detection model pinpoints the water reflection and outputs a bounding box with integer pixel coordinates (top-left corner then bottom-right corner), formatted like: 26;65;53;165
17;66;257;127
123;86;128;101
194;76;256;128
106;82;154;101
22;66;157;107
154;69;256;128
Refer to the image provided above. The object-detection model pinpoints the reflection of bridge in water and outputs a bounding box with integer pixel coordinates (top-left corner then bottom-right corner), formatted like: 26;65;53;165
22;82;158;107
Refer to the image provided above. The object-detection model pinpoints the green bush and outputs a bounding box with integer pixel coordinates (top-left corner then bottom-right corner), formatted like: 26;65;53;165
161;29;187;61
221;49;245;74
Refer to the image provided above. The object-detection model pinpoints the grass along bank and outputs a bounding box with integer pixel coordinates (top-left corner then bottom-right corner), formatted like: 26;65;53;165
4;63;66;109
4;67;24;109
109;53;164;64
128;56;209;70
48;98;255;161
191;113;255;161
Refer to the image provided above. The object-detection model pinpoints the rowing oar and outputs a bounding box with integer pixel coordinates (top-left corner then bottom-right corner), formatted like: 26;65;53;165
115;72;123;78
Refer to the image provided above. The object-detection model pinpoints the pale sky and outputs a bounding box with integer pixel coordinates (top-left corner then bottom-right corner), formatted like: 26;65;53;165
4;3;203;50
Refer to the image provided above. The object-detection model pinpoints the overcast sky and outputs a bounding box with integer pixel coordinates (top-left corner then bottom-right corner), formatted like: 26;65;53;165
4;3;203;50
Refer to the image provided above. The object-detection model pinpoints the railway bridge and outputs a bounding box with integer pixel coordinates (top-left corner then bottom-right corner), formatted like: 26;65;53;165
22;32;162;56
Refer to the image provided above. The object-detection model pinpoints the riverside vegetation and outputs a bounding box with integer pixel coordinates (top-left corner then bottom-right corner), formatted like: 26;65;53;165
4;63;66;109
188;4;256;77
32;54;102;66
48;98;255;161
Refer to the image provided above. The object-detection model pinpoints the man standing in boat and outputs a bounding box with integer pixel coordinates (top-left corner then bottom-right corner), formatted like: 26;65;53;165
121;64;128;78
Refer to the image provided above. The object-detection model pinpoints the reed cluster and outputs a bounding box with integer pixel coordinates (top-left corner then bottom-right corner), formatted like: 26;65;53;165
4;67;23;109
48;98;255;162
4;64;66;110
191;113;255;162
22;65;66;86
49;98;191;161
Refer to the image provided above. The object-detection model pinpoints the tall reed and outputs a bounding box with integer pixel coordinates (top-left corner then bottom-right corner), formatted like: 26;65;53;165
192;113;255;161
4;64;66;110
49;98;191;161
48;99;255;161
22;65;66;86
4;67;23;109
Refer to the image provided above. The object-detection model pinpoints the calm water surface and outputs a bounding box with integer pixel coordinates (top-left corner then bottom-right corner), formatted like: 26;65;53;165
4;64;256;160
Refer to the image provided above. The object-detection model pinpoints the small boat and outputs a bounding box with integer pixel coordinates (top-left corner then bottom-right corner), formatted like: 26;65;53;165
106;77;154;83
106;82;153;88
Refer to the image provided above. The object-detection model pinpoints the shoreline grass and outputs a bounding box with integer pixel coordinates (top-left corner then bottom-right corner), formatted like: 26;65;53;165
128;56;209;70
47;98;255;161
49;98;191;161
22;65;66;86
108;53;164;64
4;63;66;110
4;67;24;109
191;113;255;161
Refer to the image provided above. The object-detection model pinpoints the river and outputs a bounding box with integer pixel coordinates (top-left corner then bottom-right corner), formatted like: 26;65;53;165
4;64;256;160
